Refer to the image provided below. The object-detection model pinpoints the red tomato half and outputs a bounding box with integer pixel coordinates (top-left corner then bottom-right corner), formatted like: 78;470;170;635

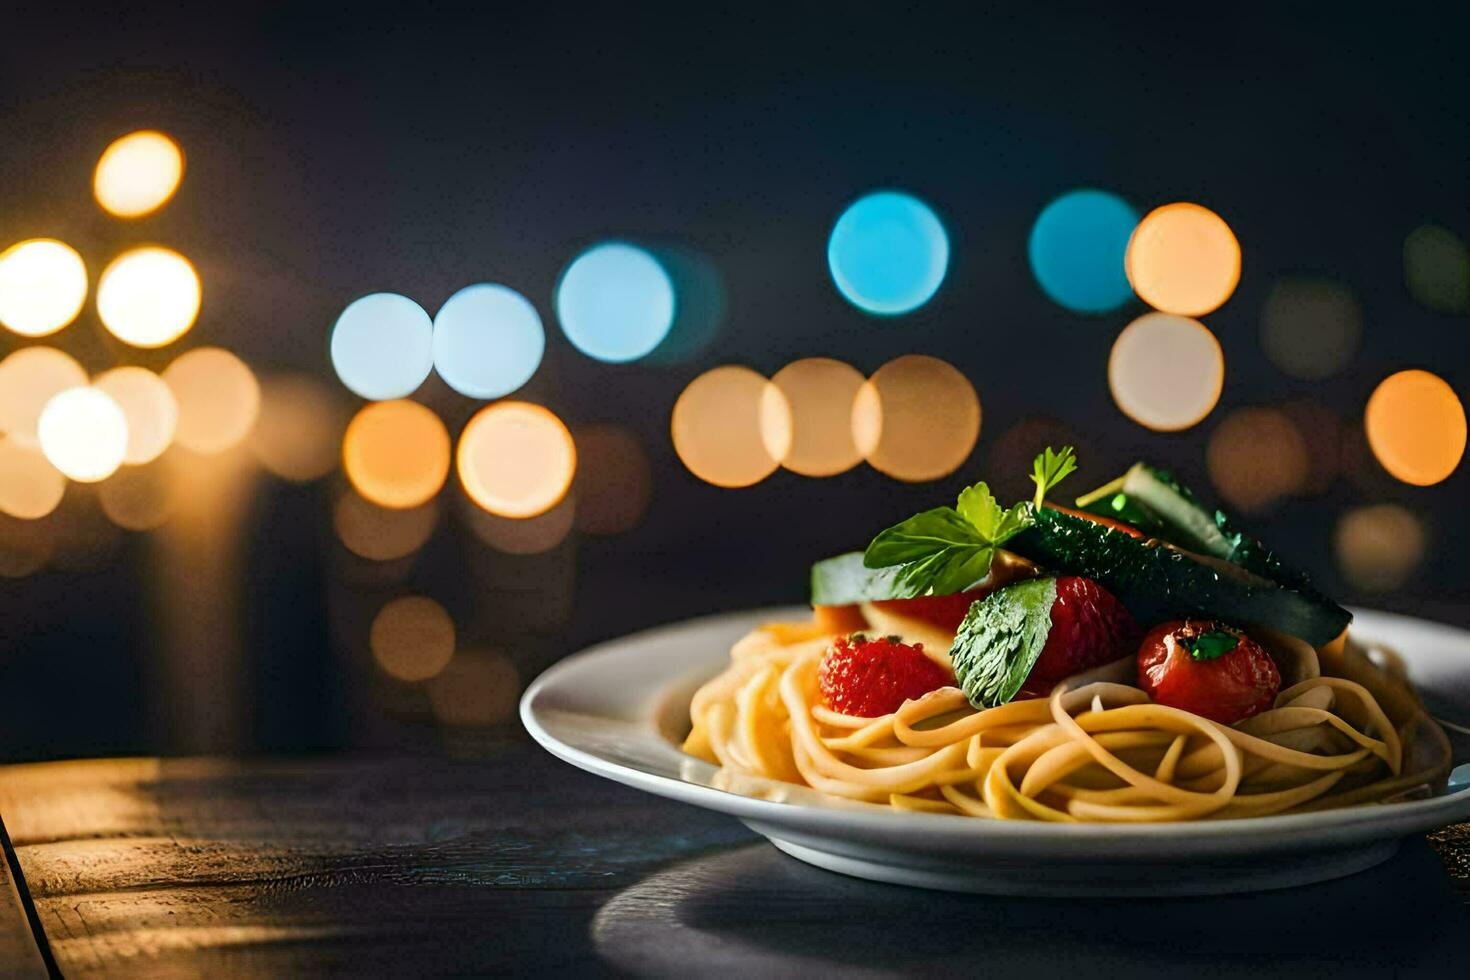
1136;620;1280;724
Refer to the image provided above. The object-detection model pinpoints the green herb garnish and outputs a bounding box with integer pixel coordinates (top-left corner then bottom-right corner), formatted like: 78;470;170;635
1179;630;1239;661
1031;445;1078;509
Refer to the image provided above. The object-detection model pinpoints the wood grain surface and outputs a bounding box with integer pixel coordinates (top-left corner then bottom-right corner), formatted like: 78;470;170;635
0;747;1464;978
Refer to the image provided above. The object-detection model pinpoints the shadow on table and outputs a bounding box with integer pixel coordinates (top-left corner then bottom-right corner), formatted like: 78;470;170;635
593;838;1466;977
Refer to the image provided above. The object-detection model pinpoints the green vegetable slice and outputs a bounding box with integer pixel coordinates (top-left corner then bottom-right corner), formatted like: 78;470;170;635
949;577;1058;709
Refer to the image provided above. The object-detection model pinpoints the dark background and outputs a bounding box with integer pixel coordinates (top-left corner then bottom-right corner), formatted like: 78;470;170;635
0;2;1467;761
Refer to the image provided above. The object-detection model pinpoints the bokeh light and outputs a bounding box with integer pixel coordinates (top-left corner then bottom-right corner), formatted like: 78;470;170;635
572;424;652;535
770;357;866;477
432;283;545;398
93;366;178;465
463;494;576;555
48;486;122;573
97;246;202;348
556;242;675;362
1403;224;1470;314
828;190;949;315
1206;406;1308;513
1335;504;1427;594
371;596;455;682
457;402;576;518
0;439;66;519
1028;189;1138;314
1109;312;1224;432
427;651;520;726
0;513;54;578
1279;398;1343;496
93;130;185;218
162;347;261;454
98;461;175;530
1125;202;1240;316
249;374;349;482
851;355;979;482
330;293;434;399
1260;277;1362;380
1364;369;1466;486
672;366;792;488
0;347;87;447
643;247;726;364
38;387;129;483
0;239;88;337
333;490;439;561
343;400;450;509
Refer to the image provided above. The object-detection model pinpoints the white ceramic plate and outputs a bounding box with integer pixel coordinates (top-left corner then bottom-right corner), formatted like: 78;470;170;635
522;607;1470;896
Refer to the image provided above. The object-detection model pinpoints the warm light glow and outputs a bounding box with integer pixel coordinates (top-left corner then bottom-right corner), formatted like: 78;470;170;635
371;596;455;681
0;239;88;337
433;283;545;398
828;191;949;315
1364;369;1466;486
98;461;174;530
0;439;66;519
1260;277;1362;380
672;366;792;488
1206;407;1308;513
851;355;979;482
1125;202;1240;316
93;366;178;465
555;243;676;363
463;494;575;554
93;130;185;218
1335;504;1427;593
770;358;866;477
1109;313;1224;432
97;246;202;348
249;374;348;482
334;490;438;560
1028;189;1138;314
1279;399;1343;496
573;424;651;535
1403;224;1470;314
0;347;88;447
331;293;435;400
38;387;129;483
457;402;576;518
427;651;519;726
343;400;450;509
0;513;54;578
162;347;261;454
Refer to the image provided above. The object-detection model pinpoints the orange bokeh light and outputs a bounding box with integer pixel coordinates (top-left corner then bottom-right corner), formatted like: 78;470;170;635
770;357;866;477
1364;369;1466;486
1109;313;1224;432
672;366;792;488
457;402;576;518
333;489;439;561
1126;202;1241;317
0;439;66;520
371;596;455;681
343;400;451;509
851;355;979;482
0;346;87;447
162;347;260;454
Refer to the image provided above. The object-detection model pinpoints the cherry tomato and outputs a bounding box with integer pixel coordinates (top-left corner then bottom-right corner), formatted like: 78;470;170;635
1136;620;1280;724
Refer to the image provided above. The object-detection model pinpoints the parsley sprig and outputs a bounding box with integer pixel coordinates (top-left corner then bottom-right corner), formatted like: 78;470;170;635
862;447;1077;597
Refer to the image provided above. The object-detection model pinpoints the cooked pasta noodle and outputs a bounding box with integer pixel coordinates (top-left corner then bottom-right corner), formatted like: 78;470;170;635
683;622;1452;822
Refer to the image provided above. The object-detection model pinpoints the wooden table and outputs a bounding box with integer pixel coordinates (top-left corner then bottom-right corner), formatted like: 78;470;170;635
0;746;1465;978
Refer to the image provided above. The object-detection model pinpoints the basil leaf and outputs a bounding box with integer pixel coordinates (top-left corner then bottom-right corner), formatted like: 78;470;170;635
864;508;983;567
949;577;1058;708
1180;629;1239;661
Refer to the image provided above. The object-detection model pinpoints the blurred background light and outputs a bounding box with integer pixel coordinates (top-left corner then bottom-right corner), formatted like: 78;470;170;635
249;374;349;482
162;347;261;454
1206;406;1308;513
1403;224;1470;314
457;401;576;518
0;438;66;519
1335;504;1427;593
462;493;575;554
97;246;202;348
427;651;519;726
333;490;439;561
1028;189;1138;314
770;357;866;477
1364;368;1466;486
556;242;675;363
371;596;455;682
1259;277;1363;380
1279;398;1343;496
47;485;122;573
671;366;792;488
432;283;545;398
38;387;129;483
93;130;184;218
1125;202;1240;316
827;190;948;315
0;512;54;578
342;400;450;509
643;247;726;364
0;239;88;337
0;347;87;447
93;366;178;465
1109;312;1224;431
330;293;434;399
572;424;651;535
851;354;979;481
98;460;175;531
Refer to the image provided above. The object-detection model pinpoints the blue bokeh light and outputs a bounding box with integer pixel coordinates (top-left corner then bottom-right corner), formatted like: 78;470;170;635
555;242;676;363
432;284;545;399
1028;189;1139;314
330;293;435;400
827;190;949;316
